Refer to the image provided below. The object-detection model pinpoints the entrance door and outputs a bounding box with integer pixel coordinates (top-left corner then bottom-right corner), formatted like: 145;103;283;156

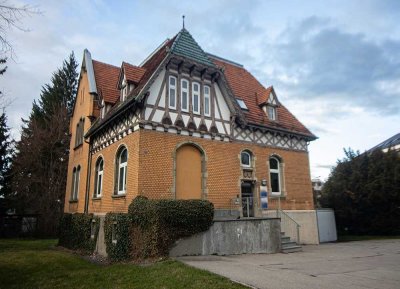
241;181;254;217
176;145;202;199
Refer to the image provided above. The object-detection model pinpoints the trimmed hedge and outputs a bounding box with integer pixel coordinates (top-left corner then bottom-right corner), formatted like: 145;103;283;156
104;213;131;261
58;213;99;253
128;196;214;259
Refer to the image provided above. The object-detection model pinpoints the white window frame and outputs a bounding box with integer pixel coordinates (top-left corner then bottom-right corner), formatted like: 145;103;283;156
269;157;281;195
169;76;177;109
204;85;211;116
181;79;189;112
268;106;276;121
94;158;103;198
241;151;251;168
192;82;200;114
117;148;127;195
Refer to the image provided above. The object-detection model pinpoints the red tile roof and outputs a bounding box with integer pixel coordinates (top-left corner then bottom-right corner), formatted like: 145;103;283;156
256;86;273;106
213;58;315;137
92;60;120;104
122;62;146;84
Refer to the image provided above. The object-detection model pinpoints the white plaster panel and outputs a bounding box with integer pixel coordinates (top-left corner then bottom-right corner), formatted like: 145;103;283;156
204;119;212;130
159;86;166;108
194;117;201;127
152;110;164;123
182;115;189;126
216;122;224;134
145;108;152;120
170;112;177;124
214;83;231;121
146;69;165;105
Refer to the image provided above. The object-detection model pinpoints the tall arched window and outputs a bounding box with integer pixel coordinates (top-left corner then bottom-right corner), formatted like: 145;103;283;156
241;150;252;167
192;82;200;114
71;165;80;200
269;157;281;195
115;147;127;195
94;157;104;198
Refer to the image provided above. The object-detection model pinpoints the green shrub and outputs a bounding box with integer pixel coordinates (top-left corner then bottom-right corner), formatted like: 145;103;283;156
128;197;214;259
104;213;131;261
58;213;99;253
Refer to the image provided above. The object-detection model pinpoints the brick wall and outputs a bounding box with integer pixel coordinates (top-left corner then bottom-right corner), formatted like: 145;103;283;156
87;132;140;214
138;129;314;211
64;70;95;214
68;126;314;214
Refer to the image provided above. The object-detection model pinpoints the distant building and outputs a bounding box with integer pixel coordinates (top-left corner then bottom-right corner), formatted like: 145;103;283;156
367;133;400;154
311;178;324;208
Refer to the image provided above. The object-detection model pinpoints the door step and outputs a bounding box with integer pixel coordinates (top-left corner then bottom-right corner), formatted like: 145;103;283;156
280;232;302;253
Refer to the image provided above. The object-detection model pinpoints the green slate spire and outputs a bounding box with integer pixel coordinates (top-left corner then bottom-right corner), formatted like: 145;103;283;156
170;28;216;67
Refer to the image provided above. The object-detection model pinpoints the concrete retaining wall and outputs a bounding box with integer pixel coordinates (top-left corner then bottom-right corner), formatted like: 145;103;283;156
169;218;281;257
263;210;319;244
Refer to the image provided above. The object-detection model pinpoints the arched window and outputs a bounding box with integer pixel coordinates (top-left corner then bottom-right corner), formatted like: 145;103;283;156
115;147;127;195
241;151;252;167
269;157;281;194
94;157;104;198
71;165;80;200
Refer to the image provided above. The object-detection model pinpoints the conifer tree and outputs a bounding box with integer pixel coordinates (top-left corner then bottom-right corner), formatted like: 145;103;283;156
0;112;13;213
11;52;78;236
320;148;400;235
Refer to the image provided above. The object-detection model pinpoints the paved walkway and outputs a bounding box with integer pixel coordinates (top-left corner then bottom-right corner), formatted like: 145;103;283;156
177;239;400;289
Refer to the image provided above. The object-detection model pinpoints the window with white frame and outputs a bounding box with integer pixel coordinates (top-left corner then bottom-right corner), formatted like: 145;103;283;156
169;76;177;109
181;79;189;112
71;165;80;200
94;157;104;198
192;82;200;114
269;157;281;194
204;85;211;116
116;147;127;195
268;106;276;121
241;151;252;167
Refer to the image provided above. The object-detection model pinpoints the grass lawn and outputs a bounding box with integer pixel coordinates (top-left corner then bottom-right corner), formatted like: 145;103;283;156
0;239;248;289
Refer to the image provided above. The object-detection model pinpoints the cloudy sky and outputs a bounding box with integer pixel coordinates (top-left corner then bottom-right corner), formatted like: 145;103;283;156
1;0;399;180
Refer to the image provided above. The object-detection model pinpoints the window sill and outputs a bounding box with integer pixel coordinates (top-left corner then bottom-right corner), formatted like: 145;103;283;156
92;197;102;201
69;199;78;203
112;194;126;199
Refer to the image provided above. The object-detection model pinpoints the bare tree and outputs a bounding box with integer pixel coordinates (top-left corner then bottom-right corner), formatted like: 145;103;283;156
0;1;40;56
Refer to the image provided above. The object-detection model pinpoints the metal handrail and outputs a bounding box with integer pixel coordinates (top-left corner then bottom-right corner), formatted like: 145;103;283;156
278;209;301;244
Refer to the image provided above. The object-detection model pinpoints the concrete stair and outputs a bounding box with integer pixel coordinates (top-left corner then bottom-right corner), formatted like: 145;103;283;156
281;232;302;253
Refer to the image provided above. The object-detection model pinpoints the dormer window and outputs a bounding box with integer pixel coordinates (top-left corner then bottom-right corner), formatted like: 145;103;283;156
236;98;248;110
120;78;129;102
268;106;276;121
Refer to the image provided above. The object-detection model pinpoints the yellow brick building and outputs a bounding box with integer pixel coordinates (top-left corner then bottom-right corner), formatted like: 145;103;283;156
65;28;319;243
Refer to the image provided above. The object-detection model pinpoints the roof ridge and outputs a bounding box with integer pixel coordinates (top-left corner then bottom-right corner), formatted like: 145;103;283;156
207;53;243;68
92;59;120;69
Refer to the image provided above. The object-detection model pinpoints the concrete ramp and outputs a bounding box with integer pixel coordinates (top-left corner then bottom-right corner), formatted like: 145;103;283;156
170;218;281;257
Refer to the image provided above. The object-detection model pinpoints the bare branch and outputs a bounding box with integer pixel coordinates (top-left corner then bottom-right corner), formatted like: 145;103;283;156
0;1;41;57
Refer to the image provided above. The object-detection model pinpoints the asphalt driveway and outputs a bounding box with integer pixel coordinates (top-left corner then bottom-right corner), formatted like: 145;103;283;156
177;239;400;289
